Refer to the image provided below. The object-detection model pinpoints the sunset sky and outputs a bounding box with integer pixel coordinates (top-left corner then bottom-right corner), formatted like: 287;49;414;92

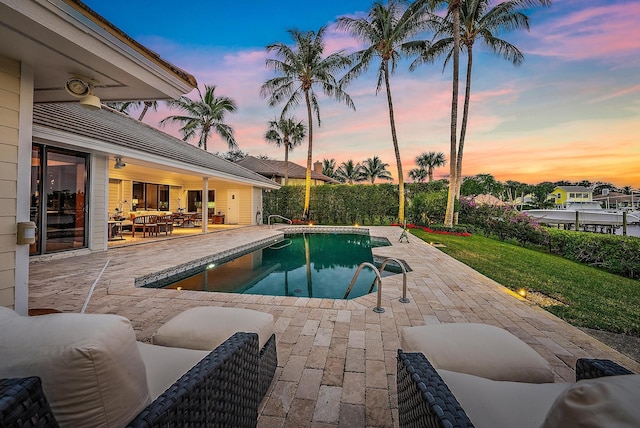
83;0;639;188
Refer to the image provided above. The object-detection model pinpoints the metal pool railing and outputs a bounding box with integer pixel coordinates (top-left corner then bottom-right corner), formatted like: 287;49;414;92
268;215;292;228
344;258;410;312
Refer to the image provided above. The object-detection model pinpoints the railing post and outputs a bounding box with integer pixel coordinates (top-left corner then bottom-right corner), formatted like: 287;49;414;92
379;258;409;303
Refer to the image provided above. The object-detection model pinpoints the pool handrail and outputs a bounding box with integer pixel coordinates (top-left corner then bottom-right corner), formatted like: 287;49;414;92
344;262;385;313
378;258;409;303
268;215;292;228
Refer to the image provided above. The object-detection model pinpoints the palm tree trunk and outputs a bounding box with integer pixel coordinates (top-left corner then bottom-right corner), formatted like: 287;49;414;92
444;1;461;228
383;61;405;223
284;141;290;186
428;167;434;182
455;44;473;200
138;102;150;121
303;90;313;220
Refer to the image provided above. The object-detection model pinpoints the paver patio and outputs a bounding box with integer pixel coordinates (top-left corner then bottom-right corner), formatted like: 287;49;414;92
28;225;640;427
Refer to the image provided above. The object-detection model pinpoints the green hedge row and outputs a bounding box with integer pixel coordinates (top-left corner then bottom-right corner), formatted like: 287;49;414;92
262;184;399;225
547;229;640;279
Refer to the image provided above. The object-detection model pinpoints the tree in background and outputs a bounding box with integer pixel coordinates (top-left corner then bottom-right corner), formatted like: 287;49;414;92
105;101;158;120
408;168;428;183
361;156;393;184
261;27;354;219
460;173;504;197
322;158;338;179
416;151;447;182
264;117;306;185
337;0;434;223
335;160;365;184
160;85;238;152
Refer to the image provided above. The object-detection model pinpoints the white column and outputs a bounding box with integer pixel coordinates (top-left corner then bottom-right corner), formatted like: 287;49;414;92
202;177;208;234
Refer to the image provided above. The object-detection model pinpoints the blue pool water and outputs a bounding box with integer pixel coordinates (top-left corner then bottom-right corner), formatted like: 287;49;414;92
151;233;391;299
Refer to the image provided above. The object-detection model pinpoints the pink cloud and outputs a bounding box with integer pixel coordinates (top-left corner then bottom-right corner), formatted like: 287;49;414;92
529;2;640;63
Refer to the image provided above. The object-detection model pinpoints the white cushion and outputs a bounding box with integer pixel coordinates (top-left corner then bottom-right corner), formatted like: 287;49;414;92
152;306;274;350
401;323;554;383
440;369;571;428
543;375;640;428
0;311;150;428
0;306;19;320
136;342;209;399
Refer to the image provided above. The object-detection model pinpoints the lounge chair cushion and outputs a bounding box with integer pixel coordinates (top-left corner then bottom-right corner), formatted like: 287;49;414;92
401;323;554;383
153;306;274;350
0;310;151;428
439;369;571;428
136;342;209;399
542;374;640;428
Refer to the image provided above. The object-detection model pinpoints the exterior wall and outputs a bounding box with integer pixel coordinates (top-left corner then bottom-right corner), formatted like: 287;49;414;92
0;55;20;310
91;154;108;251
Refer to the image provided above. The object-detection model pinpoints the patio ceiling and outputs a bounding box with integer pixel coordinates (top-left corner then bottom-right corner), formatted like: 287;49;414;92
0;0;196;102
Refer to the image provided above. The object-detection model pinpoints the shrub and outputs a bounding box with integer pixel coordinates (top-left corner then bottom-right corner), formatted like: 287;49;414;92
406;190;448;224
458;196;548;246
548;229;640;279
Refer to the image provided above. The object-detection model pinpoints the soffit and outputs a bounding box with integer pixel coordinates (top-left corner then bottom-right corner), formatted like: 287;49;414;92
0;0;196;102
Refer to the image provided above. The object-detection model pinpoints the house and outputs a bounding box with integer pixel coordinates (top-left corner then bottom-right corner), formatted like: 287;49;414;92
0;0;277;314
593;190;640;210
238;156;339;185
548;186;593;208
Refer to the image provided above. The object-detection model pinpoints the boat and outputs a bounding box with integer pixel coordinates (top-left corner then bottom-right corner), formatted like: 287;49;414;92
523;202;640;226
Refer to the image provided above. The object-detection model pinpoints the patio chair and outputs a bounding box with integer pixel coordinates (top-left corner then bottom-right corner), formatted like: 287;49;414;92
397;350;638;428
0;307;263;427
132;215;158;238
156;214;173;235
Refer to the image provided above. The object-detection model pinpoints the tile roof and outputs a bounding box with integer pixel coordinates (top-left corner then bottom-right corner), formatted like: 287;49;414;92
238;156;338;183
32;103;279;188
556;186;592;192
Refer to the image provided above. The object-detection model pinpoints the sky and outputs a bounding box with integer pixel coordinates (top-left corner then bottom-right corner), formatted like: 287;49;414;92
83;0;640;188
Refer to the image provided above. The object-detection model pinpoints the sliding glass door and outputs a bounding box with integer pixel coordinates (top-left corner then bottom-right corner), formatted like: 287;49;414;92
30;145;88;255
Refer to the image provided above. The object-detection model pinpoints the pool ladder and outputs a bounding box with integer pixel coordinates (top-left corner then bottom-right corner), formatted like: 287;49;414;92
343;258;409;313
268;215;292;228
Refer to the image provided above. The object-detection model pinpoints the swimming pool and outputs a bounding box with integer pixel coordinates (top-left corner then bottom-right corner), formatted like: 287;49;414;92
143;232;395;299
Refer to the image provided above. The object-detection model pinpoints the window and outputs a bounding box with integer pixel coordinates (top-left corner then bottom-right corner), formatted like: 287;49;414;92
132;182;170;211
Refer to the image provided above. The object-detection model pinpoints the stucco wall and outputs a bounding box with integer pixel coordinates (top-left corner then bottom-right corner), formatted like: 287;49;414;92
0;55;20;309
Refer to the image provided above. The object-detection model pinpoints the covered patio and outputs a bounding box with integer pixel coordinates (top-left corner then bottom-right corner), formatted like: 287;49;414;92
28;225;640;427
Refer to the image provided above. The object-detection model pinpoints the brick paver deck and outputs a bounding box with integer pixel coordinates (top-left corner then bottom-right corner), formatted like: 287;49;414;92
28;226;640;427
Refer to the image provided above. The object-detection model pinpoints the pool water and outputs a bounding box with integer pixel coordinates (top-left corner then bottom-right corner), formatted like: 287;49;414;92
159;233;386;299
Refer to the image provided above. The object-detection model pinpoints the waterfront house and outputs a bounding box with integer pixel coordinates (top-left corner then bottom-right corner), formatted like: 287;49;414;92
549;186;593;208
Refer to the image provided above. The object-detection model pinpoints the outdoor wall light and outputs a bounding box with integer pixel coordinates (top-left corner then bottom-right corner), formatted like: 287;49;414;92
65;75;101;110
114;157;126;169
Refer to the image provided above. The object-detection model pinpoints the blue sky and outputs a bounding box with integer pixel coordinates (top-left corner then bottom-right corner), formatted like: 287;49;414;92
83;0;640;188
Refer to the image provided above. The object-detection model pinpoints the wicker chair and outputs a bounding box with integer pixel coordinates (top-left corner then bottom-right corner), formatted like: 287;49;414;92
1;332;263;428
396;350;634;428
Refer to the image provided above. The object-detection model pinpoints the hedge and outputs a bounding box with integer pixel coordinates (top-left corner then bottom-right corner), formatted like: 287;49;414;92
547;229;640;279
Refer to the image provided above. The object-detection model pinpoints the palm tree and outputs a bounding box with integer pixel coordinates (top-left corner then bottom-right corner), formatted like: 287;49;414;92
106;100;158;120
138;101;158;121
261;27;354;219
408;168;428;183
361;156;393;184
264;117;306;185
337;0;434;223
415;0;551;226
160;85;238;152
416;151;446;182
335;160;365;184
322;158;337;179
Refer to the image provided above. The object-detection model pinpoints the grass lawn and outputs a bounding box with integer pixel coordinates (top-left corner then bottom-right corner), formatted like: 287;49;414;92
410;229;640;336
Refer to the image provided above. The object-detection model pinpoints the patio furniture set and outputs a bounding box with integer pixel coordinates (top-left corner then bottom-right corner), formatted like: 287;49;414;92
1;306;638;427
